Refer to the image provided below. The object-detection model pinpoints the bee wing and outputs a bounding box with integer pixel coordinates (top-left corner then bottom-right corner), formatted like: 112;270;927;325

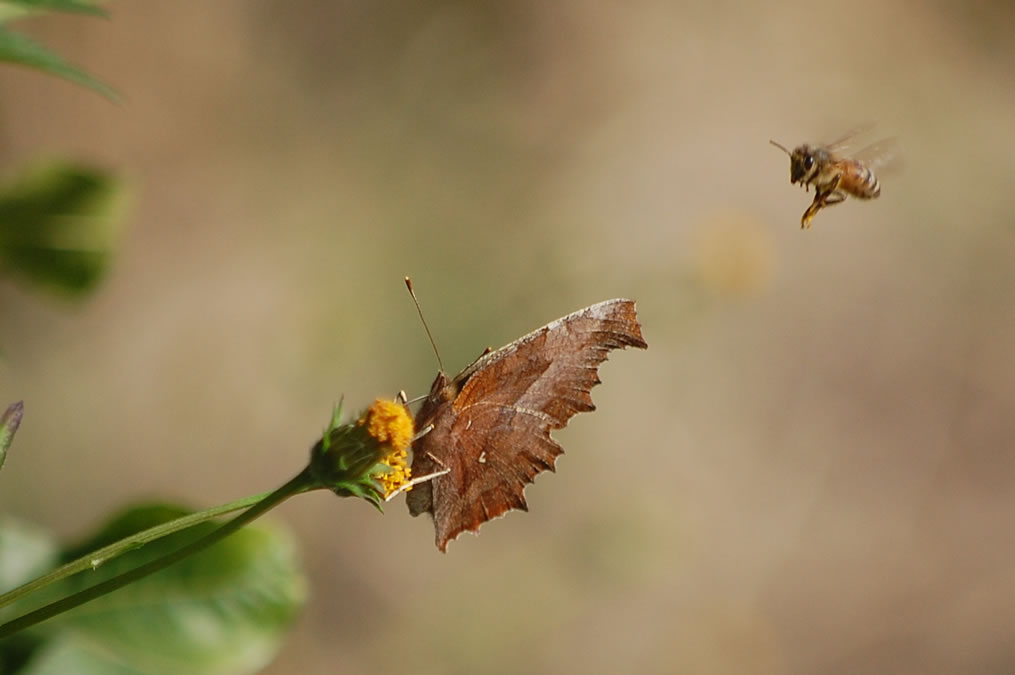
823;123;877;153
851;137;903;172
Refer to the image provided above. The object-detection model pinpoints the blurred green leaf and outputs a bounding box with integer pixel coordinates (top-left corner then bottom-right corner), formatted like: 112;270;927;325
0;161;127;297
19;504;306;675
12;639;144;674
0;28;116;99
0;518;59;672
0;0;106;24
0;518;59;605
0;402;24;472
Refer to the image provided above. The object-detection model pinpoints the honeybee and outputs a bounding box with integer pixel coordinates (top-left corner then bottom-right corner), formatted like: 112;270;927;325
770;126;897;229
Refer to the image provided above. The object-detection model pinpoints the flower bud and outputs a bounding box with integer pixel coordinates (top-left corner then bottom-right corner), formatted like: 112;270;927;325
307;399;413;510
0;401;24;471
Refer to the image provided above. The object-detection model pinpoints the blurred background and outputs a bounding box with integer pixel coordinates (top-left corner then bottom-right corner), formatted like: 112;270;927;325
2;1;1015;672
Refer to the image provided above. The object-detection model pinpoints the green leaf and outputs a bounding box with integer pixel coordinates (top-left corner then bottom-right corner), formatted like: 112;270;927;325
11;639;143;675
0;28;116;99
0;0;107;23
0;161;128;297
0;518;59;604
0;401;24;472
20;504;306;675
0;518;59;672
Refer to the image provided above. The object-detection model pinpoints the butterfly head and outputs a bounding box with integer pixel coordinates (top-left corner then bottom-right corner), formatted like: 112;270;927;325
417;371;458;427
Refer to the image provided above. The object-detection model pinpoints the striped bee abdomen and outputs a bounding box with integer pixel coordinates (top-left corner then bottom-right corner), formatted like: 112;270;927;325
841;161;881;199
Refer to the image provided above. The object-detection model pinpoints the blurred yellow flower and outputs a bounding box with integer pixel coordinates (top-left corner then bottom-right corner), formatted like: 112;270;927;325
696;212;774;297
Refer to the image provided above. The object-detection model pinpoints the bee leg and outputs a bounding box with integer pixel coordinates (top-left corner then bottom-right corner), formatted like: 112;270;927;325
800;178;847;229
823;191;847;207
800;188;829;228
801;199;823;229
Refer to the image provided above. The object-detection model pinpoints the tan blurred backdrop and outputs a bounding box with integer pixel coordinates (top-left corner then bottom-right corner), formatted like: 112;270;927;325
2;1;1015;673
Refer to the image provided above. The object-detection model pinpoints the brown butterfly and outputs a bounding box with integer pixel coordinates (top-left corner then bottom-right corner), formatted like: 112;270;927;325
406;299;647;551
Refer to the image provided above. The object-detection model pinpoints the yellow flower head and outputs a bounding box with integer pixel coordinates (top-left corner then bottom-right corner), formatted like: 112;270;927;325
308;398;415;508
358;399;414;498
357;399;414;453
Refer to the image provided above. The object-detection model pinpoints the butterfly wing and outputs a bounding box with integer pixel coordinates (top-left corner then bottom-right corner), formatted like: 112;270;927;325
406;299;647;551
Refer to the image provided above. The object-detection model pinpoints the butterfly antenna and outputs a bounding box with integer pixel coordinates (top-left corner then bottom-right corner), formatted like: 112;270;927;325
769;139;792;155
404;277;445;373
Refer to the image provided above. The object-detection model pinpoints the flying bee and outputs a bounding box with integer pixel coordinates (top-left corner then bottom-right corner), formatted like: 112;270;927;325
770;126;898;229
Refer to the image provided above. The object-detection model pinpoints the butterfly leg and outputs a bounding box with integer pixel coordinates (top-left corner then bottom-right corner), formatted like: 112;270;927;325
412;424;435;443
384;467;451;501
386;450;450;501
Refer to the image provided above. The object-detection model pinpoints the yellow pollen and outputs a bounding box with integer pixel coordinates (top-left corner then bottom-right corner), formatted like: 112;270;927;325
376;445;412;497
358;399;413;452
359;399;415;497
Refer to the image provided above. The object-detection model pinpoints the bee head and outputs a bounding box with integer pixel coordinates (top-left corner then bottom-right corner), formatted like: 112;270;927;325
770;140;819;186
790;146;818;184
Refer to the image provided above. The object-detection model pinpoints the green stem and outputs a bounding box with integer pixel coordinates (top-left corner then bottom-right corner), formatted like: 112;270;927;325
0;490;274;611
0;468;317;639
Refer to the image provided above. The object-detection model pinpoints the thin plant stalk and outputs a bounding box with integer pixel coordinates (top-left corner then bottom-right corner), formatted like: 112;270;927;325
0;468;316;639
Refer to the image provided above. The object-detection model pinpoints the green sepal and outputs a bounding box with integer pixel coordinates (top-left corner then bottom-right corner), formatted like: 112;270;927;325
308;418;384;497
329;478;386;512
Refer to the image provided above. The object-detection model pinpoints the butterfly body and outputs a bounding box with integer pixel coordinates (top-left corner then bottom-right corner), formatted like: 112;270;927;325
407;299;647;551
